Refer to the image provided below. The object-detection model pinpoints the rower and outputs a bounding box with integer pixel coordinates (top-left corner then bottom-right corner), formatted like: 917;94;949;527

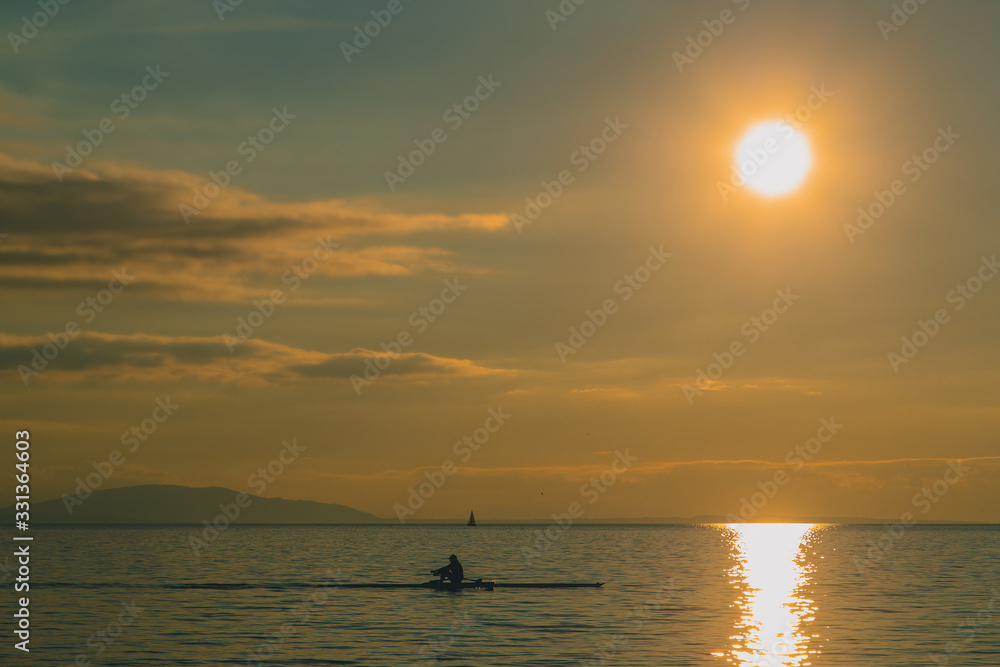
431;554;464;584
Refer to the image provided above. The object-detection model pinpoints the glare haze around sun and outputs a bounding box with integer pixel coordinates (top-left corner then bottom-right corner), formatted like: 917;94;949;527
735;121;812;197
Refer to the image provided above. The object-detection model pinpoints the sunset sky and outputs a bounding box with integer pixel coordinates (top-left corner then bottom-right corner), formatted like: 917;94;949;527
2;0;997;521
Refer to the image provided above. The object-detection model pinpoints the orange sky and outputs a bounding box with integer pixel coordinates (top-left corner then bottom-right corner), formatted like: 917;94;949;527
1;1;997;521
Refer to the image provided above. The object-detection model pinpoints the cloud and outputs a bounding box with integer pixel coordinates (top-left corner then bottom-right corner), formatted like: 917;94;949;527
568;386;641;399
308;455;1000;486
290;348;500;380
0;331;500;386
0;152;507;303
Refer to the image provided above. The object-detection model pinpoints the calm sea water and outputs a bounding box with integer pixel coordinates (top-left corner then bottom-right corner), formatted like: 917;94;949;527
2;524;998;666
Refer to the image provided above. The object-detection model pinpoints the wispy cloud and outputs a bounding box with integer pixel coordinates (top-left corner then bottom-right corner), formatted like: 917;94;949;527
0;331;502;386
309;456;1000;484
0;152;507;303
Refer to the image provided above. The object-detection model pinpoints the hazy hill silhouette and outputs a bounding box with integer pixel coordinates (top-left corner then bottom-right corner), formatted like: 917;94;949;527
3;484;383;524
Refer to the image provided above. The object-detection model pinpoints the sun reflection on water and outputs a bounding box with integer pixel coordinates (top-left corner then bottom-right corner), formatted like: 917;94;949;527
722;523;818;667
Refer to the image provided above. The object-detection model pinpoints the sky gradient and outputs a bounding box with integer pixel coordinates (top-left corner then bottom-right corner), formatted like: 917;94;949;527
2;0;998;521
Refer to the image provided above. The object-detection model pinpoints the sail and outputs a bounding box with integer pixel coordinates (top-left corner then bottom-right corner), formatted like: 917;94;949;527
467;510;476;526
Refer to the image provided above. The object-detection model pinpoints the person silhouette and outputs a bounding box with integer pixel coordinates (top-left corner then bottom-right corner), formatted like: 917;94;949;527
431;554;464;584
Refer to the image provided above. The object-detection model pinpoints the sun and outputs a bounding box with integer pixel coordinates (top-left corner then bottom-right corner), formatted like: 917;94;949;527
734;121;812;197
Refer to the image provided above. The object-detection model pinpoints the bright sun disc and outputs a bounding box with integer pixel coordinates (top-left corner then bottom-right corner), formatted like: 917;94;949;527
735;121;812;197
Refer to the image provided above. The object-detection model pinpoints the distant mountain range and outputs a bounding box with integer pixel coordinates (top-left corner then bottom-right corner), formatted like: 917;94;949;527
3;484;384;524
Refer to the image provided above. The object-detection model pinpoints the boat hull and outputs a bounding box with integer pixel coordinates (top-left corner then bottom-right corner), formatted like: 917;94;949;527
336;580;603;591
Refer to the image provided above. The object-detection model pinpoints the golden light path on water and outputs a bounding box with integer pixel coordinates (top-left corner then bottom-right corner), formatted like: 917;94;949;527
721;524;818;667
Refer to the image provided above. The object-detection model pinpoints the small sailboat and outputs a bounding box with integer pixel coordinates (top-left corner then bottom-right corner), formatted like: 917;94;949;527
467;510;476;526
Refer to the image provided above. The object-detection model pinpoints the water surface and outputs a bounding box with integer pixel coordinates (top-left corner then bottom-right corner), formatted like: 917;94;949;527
3;524;998;666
